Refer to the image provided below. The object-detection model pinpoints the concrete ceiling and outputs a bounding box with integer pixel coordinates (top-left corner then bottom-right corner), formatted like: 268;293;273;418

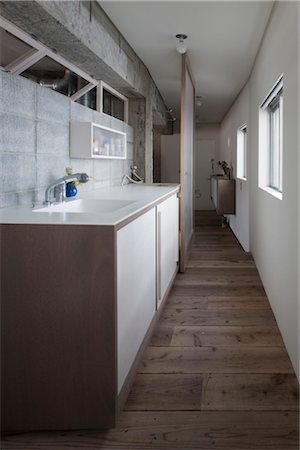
100;1;274;123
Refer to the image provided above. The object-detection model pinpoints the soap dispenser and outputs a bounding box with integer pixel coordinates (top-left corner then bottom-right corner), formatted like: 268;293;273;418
65;167;78;198
66;181;77;198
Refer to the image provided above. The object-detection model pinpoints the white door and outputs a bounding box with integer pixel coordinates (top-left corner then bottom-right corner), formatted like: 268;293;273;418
194;139;216;210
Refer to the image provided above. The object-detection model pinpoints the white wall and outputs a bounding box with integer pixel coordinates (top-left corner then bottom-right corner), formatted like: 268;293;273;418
195;124;220;210
219;2;299;378
196;123;220;144
250;1;299;378
219;84;250;251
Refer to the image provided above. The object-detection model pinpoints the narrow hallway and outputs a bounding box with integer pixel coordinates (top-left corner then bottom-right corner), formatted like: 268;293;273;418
122;212;299;449
3;213;299;450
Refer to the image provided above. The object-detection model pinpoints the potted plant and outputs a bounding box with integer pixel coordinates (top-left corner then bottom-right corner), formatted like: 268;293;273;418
217;160;231;179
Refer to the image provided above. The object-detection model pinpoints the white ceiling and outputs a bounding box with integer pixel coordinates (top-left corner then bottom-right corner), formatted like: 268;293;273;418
100;1;274;123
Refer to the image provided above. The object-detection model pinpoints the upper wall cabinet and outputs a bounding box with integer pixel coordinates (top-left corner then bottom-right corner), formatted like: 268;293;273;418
70;122;127;159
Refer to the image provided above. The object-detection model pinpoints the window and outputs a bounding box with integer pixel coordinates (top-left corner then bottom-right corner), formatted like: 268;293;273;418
98;81;128;123
1;18;129;115
21;55;91;97
259;76;283;198
268;93;283;191
0;28;34;69
0;16;98;109
237;124;247;180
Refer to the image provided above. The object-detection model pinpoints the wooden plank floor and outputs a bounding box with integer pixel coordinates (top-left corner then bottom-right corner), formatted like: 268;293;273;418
2;212;299;449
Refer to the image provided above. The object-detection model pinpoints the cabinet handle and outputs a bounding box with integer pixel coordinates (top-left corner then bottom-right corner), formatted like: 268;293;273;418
157;210;162;302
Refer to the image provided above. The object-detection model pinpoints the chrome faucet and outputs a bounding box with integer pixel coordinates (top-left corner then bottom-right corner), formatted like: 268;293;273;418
121;165;143;186
44;173;89;205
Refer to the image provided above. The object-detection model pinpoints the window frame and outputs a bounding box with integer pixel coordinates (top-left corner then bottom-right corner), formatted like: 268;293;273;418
268;92;283;192
259;75;283;199
237;123;247;181
97;80;128;124
0;16;98;102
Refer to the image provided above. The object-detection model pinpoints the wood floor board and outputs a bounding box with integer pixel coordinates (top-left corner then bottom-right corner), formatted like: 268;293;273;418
165;294;270;310
201;373;299;411
167;294;268;304
3;412;298;449
171;284;266;296
138;346;294;374
174;275;262;287
190;247;244;252
170;326;284;347
160;309;276;326
189;252;254;261
192;238;239;246
187;259;256;268
207;296;270;309
125;374;203;411
174;278;262;287
192;236;242;242
177;267;260;276
192;236;239;241
150;327;174;346
194;228;235;233
165;296;209;309
165;295;270;310
191;243;244;249
190;246;244;252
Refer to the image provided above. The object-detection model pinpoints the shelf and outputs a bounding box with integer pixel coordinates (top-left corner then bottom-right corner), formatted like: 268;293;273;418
70;122;127;159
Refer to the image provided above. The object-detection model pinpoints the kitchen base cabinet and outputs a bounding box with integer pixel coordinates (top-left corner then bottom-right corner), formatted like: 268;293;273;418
0;192;179;432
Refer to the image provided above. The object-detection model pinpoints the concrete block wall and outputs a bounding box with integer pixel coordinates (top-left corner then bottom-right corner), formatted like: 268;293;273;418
0;71;134;208
0;1;168;183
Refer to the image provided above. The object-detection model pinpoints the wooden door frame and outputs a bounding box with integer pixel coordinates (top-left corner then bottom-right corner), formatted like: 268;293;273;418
179;53;195;272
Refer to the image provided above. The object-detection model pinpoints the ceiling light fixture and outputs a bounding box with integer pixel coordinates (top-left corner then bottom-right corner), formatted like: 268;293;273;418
175;34;188;54
196;96;202;107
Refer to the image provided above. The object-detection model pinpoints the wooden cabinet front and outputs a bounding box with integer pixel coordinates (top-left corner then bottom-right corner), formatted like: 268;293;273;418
211;177;235;215
1;224;116;431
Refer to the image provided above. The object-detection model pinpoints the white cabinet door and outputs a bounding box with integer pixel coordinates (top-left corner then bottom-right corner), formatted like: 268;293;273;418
157;194;179;308
117;208;156;393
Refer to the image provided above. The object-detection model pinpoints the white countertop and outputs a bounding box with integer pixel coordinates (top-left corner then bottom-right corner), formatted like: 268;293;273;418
0;184;180;226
